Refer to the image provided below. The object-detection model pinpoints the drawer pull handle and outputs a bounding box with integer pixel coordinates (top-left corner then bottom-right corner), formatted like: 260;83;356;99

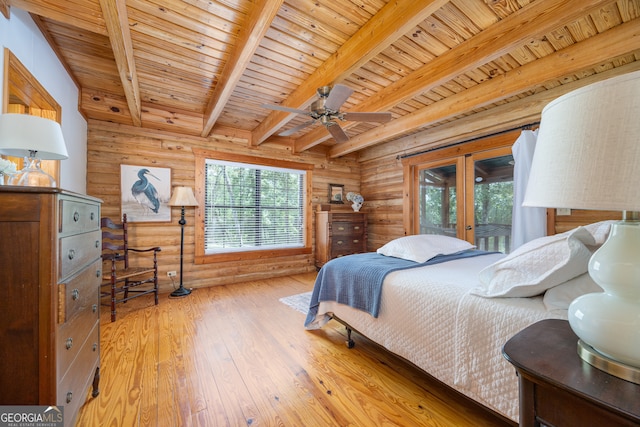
66;392;73;403
95;240;100;248
353;239;360;243
65;338;73;350
354;226;360;230
90;212;95;220
92;304;97;313
336;240;343;245
337;226;345;231
72;289;79;300
92;343;98;352
68;249;76;260
73;211;80;222
96;270;101;277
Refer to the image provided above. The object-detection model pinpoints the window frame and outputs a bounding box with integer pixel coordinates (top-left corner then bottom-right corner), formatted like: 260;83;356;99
194;148;313;264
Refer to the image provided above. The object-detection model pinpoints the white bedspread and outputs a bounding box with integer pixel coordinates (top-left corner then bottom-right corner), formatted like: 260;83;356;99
306;253;567;422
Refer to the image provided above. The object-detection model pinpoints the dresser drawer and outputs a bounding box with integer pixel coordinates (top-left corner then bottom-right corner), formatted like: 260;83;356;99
59;230;102;279
58;259;101;324
57;321;100;427
59;198;100;235
57;295;100;375
331;236;365;255
331;221;365;236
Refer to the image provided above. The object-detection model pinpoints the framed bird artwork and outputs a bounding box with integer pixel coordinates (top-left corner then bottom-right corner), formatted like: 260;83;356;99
120;165;172;222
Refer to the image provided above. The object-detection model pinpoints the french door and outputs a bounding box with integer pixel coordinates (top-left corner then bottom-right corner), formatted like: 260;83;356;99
404;138;515;253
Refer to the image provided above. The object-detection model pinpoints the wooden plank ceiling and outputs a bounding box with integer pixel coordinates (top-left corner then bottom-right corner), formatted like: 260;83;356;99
6;0;640;157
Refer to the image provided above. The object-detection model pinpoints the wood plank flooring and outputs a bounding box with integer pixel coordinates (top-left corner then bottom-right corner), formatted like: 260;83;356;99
76;273;514;426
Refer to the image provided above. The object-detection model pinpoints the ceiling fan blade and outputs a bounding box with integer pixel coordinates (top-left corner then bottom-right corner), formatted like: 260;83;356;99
324;84;354;111
326;122;349;143
279;120;316;136
342;112;392;122
260;104;309;115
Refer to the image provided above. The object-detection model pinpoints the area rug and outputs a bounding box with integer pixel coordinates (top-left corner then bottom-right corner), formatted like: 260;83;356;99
279;291;312;314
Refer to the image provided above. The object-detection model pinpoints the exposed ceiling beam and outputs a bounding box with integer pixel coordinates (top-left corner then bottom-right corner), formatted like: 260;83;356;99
200;0;284;138
250;0;449;146
0;0;9;19
294;0;615;153
329;19;640;158
360;61;640;164
9;0;108;35
99;0;141;127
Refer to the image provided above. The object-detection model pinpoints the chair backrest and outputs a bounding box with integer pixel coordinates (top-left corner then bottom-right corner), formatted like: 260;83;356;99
101;213;131;268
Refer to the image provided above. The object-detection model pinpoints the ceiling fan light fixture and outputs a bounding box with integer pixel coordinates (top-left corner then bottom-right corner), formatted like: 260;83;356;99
263;84;391;142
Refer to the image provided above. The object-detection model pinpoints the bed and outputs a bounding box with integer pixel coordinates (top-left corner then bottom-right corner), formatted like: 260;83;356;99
304;223;612;422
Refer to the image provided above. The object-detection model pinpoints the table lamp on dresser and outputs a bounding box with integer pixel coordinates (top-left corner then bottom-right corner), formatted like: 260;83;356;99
0;114;68;187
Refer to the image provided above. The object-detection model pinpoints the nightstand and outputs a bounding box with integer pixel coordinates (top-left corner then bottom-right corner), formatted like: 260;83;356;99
503;319;640;427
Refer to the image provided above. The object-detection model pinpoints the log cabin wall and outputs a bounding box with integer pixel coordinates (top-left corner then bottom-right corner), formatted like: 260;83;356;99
86;120;361;292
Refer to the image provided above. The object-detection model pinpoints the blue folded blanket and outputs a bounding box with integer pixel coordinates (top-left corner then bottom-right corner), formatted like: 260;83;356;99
304;250;493;327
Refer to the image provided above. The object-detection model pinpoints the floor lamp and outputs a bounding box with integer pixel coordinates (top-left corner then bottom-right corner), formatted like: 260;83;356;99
168;186;199;297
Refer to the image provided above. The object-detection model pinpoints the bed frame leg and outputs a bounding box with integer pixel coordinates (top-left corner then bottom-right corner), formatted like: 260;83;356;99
345;326;355;349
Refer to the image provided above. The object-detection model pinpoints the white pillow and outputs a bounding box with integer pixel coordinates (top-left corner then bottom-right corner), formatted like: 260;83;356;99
471;226;595;298
543;273;603;311
376;234;475;263
582;220;615;245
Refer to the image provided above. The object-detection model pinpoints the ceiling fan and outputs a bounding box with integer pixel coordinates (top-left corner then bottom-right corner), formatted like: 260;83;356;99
260;84;392;143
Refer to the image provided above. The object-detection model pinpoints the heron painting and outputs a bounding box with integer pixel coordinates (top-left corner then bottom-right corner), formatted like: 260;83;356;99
120;165;171;222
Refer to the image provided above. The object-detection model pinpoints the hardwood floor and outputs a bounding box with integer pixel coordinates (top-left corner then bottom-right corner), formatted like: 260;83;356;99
76;273;514;426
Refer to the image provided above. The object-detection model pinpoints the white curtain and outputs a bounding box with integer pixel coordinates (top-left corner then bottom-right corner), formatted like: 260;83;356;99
511;129;546;250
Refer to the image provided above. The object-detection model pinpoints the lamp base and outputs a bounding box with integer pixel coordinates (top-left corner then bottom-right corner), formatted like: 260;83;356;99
169;286;192;298
577;340;640;385
8;157;56;187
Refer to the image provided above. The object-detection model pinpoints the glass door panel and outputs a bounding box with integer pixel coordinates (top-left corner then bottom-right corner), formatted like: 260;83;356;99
417;159;461;237
472;153;514;253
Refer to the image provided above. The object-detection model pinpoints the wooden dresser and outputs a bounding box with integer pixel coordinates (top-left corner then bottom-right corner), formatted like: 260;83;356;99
0;187;102;427
315;208;367;268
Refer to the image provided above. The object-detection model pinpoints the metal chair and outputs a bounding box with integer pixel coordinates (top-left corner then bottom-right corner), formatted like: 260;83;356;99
100;214;161;322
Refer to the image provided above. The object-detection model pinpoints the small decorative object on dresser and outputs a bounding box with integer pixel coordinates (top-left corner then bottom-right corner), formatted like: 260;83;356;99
315;205;367;269
346;191;364;212
0;158;17;185
328;183;344;203
0;187;102;427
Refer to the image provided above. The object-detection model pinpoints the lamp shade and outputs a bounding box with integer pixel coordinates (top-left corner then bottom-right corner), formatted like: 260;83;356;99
169;186;199;207
0;114;68;160
523;70;640;211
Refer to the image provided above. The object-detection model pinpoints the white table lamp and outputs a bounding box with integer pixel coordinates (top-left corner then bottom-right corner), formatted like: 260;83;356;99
523;70;640;383
0;114;68;187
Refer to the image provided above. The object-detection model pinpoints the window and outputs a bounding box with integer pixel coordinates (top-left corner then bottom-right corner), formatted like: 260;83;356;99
194;149;313;263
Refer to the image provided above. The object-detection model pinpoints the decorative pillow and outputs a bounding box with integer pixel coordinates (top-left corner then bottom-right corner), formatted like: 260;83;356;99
376;234;475;263
543;273;603;311
471;226;595;298
582;220;615;245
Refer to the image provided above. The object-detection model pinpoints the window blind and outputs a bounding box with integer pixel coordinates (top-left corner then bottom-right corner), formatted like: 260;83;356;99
204;159;305;253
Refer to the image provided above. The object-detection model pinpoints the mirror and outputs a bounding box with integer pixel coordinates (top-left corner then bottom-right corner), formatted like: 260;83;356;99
2;48;62;184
